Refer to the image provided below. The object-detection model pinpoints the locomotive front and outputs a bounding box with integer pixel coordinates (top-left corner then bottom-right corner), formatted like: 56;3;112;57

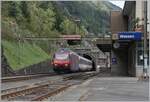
52;50;71;73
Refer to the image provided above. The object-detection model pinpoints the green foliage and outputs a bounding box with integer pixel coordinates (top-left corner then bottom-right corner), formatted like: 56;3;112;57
53;1;121;35
2;1;59;38
2;1;121;37
1;18;34;40
8;1;22;17
60;18;86;36
1;18;17;40
2;40;50;70
29;4;56;37
60;19;75;34
1;1;120;70
20;2;30;20
130;17;140;30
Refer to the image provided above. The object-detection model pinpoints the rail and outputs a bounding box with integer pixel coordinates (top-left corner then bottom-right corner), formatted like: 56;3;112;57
1;71;98;101
2;73;56;83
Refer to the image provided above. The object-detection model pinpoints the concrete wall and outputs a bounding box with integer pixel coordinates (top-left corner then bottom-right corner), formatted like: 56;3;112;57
123;1;135;31
148;1;150;34
15;59;53;75
136;68;143;77
128;42;136;76
2;53;53;77
2;44;54;77
110;11;128;34
136;1;144;26
128;2;135;31
111;48;128;76
110;11;129;76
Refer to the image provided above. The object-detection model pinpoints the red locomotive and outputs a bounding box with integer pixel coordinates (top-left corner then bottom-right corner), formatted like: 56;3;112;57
51;48;93;73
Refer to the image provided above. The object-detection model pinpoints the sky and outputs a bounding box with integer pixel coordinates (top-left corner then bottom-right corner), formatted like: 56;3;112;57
109;0;125;9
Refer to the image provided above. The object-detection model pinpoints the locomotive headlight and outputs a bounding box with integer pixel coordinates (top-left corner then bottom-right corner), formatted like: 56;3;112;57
65;64;68;67
54;64;58;66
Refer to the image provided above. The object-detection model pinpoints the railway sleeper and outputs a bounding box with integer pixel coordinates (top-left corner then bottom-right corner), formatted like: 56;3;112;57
1;84;49;100
31;85;72;101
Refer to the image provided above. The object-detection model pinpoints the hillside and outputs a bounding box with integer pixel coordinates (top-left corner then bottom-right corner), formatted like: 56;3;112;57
2;40;50;70
52;1;121;35
1;1;121;71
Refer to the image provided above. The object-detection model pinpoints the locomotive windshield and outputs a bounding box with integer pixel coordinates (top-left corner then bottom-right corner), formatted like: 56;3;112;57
55;53;69;60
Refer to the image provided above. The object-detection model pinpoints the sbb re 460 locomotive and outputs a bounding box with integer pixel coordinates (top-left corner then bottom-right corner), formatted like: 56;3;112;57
51;48;93;73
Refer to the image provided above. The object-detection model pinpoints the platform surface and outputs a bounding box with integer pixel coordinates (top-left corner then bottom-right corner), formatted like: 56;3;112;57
51;76;149;101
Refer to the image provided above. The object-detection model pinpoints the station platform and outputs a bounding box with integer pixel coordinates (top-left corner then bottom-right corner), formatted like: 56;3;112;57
51;76;149;101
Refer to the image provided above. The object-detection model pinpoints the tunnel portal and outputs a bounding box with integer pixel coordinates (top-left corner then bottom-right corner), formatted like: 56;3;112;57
82;54;96;71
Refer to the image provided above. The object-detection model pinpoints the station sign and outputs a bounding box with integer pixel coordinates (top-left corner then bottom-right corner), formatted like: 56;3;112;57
118;32;142;40
112;57;117;64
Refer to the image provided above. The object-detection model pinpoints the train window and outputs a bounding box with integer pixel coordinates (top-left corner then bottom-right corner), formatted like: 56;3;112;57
55;54;69;60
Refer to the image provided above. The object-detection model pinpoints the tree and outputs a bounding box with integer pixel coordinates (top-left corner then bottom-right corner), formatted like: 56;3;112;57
29;3;56;37
60;19;77;34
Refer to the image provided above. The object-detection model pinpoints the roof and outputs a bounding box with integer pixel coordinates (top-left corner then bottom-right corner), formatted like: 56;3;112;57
123;1;135;16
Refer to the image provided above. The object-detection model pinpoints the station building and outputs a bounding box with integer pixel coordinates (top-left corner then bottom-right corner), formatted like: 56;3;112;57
111;1;149;77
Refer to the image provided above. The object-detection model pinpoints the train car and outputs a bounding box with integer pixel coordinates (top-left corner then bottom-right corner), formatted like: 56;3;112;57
51;48;93;73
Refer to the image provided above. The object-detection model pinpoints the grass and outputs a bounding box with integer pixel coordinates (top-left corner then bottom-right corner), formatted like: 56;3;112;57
2;40;51;71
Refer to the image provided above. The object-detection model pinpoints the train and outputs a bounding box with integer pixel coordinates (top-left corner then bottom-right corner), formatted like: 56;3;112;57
51;48;93;73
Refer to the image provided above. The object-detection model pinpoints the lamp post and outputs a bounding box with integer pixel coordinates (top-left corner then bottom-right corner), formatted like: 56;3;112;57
143;1;148;78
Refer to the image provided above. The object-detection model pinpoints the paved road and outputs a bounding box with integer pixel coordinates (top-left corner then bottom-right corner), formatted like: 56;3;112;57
51;76;149;101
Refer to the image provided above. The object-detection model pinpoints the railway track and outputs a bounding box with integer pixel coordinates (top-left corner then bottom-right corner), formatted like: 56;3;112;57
2;73;56;83
1;71;98;101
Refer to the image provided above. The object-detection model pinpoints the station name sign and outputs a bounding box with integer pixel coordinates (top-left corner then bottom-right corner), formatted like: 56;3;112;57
118;32;142;40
